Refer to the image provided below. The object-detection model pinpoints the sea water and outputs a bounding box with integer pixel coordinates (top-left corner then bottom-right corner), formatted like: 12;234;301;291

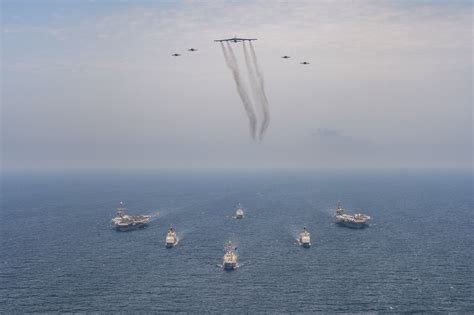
1;170;472;312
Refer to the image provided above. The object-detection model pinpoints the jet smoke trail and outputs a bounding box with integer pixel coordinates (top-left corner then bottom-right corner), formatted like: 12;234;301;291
221;42;257;139
242;42;264;123
249;41;270;139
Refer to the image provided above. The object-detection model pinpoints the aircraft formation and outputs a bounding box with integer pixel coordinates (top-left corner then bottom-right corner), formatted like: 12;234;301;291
170;36;311;65
170;36;310;141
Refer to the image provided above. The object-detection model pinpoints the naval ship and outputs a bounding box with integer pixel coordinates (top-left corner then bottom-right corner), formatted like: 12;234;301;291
222;241;238;270
298;227;311;247
235;204;245;219
165;227;178;248
111;202;151;231
335;201;371;228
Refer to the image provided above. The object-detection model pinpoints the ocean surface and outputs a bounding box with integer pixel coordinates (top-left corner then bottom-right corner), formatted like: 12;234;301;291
1;170;472;313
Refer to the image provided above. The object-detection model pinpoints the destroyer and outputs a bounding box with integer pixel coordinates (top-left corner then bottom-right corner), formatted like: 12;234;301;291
222;242;238;270
298;227;311;247
111;202;151;231
235;204;245;219
335;201;371;228
165;227;178;248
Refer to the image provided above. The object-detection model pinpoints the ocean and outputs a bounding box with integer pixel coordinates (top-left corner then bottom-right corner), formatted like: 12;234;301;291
1;170;472;313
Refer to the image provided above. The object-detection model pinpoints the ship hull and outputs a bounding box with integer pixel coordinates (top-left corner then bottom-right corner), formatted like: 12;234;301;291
114;223;148;231
299;233;311;247
235;210;244;219
165;239;177;248
299;237;311;247
336;221;368;229
223;262;237;270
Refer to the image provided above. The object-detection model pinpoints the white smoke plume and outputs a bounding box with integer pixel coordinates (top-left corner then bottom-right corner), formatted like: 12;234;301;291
220;42;257;139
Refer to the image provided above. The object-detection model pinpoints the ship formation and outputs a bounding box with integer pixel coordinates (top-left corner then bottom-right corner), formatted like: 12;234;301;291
111;200;372;269
222;241;238;270
111;202;151;231
335;201;371;228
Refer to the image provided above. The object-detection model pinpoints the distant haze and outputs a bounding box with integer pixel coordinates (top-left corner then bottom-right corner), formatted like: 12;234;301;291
1;0;472;170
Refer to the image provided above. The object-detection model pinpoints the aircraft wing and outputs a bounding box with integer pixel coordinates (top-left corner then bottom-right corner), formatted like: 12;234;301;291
214;37;257;42
236;38;257;41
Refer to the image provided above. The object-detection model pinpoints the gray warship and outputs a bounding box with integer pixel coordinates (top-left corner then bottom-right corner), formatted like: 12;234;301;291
165;227;178;248
111;202;151;231
222;241;238;270
235;204;245;219
298;226;311;247
335;201;371;228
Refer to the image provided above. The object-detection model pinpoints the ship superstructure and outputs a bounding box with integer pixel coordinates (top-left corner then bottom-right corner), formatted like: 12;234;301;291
222;241;238;270
165;227;178;248
335;201;371;228
111;202;151;231
299;227;311;247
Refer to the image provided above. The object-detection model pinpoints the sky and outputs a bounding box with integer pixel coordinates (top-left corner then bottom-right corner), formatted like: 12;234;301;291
1;0;472;170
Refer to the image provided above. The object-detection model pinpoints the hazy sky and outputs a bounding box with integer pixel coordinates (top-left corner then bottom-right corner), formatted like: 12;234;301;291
1;0;472;170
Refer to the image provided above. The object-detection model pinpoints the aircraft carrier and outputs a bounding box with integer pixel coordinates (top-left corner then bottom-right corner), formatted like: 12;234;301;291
111;202;151;231
335;202;371;229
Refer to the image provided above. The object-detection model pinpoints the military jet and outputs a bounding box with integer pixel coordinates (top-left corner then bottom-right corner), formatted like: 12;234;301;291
188;48;197;52
214;36;257;43
281;55;291;59
171;53;181;57
300;61;310;65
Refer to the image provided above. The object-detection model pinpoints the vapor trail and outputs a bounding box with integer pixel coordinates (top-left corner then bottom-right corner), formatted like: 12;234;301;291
249;41;270;139
221;42;257;139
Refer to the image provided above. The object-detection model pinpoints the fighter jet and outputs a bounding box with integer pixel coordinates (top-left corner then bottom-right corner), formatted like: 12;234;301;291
171;53;181;57
281;56;291;59
300;61;310;65
188;48;197;52
214;36;257;43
